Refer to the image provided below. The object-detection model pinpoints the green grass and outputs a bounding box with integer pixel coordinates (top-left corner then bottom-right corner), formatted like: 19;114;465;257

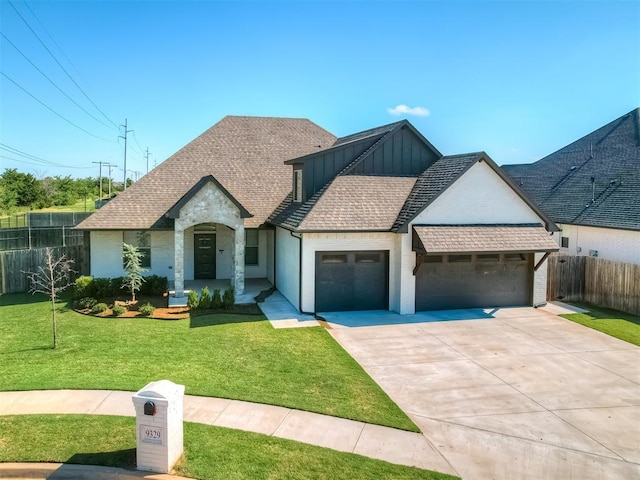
0;415;457;479
0;293;417;431
561;302;640;346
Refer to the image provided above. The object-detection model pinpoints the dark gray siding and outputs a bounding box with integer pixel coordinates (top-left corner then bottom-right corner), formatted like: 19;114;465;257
349;126;439;176
299;138;379;202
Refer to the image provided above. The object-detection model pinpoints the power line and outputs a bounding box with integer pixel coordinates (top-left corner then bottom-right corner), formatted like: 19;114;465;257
21;0;87;84
0;143;92;169
0;154;92;169
7;0;119;129
1;71;113;142
0;32;114;130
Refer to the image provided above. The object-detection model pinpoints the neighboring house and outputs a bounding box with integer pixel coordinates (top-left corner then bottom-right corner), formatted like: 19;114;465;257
502;108;640;265
76;116;559;314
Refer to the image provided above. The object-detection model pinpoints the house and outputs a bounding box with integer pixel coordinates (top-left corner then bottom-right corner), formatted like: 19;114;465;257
76;116;559;314
502;108;640;265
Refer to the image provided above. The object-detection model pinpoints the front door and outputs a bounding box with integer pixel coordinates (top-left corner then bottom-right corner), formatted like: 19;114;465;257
194;234;216;279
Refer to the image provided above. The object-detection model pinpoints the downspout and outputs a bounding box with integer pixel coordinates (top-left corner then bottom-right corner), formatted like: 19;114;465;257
272;230;277;287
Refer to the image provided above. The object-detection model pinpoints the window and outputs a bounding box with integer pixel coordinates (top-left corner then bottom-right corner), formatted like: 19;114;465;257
448;254;472;263
477;253;500;262
293;169;303;203
504;253;526;262
123;231;151;268
561;236;569;248
423;255;443;263
356;253;380;263
245;229;259;265
322;254;347;264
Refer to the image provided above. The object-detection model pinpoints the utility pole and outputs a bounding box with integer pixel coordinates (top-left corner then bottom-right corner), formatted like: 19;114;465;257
106;163;115;198
145;147;151;174
92;161;104;200
119;118;133;190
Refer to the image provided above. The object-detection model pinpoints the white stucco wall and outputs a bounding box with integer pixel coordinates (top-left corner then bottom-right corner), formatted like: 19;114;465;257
275;226;300;310
90;230;175;280
214;225;234;279
557;224;640;265
413;160;543;225
266;230;275;284
90;231;125;278
300;232;403;314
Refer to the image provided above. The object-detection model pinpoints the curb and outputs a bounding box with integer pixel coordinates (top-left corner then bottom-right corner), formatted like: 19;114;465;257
0;463;192;480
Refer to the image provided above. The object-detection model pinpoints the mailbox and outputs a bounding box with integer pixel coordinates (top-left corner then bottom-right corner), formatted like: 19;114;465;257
132;380;184;473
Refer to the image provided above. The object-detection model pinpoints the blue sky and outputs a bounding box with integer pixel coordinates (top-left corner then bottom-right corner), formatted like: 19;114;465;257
1;0;638;180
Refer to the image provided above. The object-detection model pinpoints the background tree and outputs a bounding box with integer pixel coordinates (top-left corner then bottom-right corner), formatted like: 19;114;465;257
24;248;75;349
122;242;146;301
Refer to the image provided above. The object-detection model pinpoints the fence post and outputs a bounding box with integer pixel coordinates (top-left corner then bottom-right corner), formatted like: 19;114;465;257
28;223;32;250
62;225;66;247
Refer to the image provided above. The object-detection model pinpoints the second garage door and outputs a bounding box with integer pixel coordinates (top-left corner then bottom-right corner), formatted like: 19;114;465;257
415;253;532;311
315;250;389;312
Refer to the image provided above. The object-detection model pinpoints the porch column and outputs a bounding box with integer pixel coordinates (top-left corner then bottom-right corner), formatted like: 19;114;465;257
174;223;185;297
233;223;245;294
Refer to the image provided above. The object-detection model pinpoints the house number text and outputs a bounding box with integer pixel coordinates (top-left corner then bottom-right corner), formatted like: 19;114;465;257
141;425;164;445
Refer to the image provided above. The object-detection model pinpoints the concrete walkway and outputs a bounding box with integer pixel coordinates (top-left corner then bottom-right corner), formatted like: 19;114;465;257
258;290;320;328
0;390;457;477
326;304;640;480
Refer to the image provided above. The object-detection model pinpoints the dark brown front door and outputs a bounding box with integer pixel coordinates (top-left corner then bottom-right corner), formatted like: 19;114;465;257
194;234;216;279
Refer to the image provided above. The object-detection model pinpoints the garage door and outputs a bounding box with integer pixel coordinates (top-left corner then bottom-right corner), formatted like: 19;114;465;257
415;253;532;311
316;251;388;312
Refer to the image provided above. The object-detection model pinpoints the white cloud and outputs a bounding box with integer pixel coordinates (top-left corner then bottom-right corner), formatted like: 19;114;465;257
387;104;429;117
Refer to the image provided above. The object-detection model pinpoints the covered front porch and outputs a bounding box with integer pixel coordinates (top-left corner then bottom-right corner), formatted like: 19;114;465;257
168;278;273;307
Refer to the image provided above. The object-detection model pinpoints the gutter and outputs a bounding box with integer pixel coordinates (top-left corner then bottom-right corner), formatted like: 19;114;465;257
289;230;314;316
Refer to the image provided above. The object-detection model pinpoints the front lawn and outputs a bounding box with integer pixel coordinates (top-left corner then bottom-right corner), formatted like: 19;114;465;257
0;415;457;480
561;302;640;346
0;293;417;431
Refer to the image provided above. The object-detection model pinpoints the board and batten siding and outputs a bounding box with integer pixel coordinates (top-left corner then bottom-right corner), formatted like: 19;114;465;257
275;226;301;310
300;232;406;313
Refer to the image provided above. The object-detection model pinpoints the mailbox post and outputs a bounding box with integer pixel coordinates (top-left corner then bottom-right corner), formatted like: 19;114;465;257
132;380;185;473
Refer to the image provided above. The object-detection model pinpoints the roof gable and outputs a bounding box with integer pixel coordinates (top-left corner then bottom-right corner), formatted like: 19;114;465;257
393;153;558;233
166;175;252;219
502;108;640;231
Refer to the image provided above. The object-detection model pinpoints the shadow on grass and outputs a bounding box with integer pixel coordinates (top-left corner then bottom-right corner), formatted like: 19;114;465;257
573;301;640;325
55;448;136;473
0;345;53;355
190;311;265;328
0;292;48;306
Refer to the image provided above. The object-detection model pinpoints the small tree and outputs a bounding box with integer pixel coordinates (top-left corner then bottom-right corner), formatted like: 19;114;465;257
24;248;75;349
122;242;146;301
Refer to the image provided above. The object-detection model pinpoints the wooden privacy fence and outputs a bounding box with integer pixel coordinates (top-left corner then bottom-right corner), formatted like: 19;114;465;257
547;254;640;315
0;245;90;294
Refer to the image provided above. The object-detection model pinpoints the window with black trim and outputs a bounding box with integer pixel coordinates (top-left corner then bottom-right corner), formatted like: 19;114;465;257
293;169;303;203
123;231;151;268
561;236;569;248
245;229;259;265
355;253;380;263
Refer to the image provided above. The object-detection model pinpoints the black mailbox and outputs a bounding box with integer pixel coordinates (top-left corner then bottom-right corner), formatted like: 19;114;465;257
144;401;156;416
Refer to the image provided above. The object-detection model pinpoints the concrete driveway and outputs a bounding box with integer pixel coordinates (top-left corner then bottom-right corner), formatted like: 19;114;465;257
325;306;640;480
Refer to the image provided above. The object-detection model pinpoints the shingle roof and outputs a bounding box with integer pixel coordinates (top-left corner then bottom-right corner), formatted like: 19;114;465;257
76;116;336;230
391;153;482;232
502;108;640;231
413;224;560;254
296;175;417;231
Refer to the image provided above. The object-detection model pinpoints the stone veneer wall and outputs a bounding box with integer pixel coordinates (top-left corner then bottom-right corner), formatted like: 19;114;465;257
173;182;245;295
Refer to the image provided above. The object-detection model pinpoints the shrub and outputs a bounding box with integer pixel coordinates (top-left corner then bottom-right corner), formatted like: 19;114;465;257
187;290;199;310
140;275;168;296
74;276;94;299
92;278;114;299
74;297;97;310
199;287;211;310
139;302;155;317
211;289;222;309
222;287;235;310
91;303;108;314
112;305;126;317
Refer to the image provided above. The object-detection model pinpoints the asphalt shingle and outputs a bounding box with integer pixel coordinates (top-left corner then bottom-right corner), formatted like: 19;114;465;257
502;108;640;231
76;116;336;230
